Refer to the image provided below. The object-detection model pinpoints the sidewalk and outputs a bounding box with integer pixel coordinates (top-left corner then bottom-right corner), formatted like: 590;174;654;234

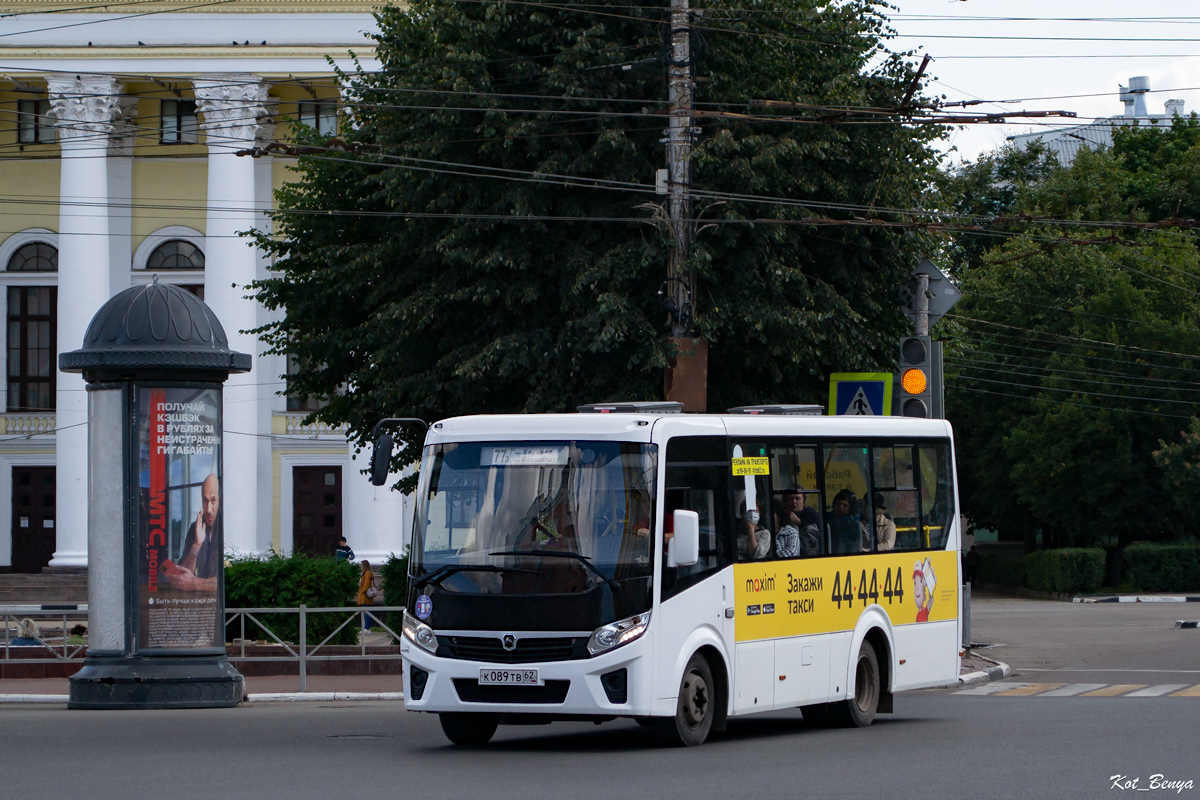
0;672;404;703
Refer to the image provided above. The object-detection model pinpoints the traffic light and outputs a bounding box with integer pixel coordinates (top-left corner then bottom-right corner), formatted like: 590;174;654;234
897;335;933;418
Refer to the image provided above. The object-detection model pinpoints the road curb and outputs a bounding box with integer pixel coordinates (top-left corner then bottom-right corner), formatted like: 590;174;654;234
958;655;1011;685
0;691;407;705
246;691;405;703
1074;595;1200;604
0;694;68;704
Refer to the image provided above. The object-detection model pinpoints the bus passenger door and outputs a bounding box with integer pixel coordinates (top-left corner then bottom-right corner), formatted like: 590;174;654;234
656;434;735;709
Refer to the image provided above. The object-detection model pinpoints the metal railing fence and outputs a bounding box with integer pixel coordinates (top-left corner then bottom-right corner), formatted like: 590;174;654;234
226;605;404;692
2;605;405;693
2;607;89;661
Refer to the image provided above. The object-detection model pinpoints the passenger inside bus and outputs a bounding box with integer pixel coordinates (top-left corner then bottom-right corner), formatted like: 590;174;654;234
735;491;771;560
774;488;820;558
873;493;897;551
827;489;865;555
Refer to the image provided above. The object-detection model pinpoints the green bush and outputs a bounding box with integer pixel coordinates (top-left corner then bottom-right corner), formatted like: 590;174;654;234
225;553;360;645
1024;548;1105;594
381;549;411;608
1122;543;1200;593
977;553;1026;588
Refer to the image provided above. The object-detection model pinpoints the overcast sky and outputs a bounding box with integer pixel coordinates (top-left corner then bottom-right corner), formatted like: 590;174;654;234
885;0;1200;163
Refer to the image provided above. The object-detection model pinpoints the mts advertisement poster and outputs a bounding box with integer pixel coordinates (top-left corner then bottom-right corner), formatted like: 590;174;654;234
137;387;222;650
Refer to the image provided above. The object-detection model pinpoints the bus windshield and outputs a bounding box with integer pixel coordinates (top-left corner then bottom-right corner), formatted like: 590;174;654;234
411;440;657;595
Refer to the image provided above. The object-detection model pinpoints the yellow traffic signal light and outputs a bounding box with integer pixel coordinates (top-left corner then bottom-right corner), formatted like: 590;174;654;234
897;335;933;418
901;367;927;395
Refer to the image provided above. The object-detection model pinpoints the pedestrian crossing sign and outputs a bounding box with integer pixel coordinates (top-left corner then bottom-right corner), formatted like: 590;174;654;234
828;373;892;416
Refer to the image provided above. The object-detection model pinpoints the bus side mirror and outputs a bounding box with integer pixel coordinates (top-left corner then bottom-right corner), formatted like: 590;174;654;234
369;433;394;486
670;510;700;567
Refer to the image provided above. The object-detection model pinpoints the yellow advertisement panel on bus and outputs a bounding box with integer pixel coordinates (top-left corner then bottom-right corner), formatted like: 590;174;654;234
733;551;959;642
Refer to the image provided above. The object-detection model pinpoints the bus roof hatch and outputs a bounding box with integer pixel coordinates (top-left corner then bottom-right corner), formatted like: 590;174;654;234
577;401;684;414
727;404;824;415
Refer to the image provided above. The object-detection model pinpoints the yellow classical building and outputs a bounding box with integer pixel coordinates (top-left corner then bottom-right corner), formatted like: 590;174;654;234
0;0;409;573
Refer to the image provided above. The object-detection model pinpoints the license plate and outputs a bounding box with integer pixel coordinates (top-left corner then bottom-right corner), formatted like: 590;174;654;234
478;668;541;686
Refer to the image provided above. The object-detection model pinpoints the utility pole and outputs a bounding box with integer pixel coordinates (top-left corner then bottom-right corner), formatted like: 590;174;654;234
914;272;930;336
662;0;707;411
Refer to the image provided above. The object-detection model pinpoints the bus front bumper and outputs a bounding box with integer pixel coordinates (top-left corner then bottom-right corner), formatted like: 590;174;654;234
401;633;656;717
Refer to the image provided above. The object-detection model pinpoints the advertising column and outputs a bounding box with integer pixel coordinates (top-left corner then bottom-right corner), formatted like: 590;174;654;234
139;387;223;650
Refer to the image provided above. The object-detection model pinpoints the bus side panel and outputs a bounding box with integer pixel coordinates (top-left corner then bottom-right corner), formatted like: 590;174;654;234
892;620;959;691
773;634;831;708
653;569;735;717
733;641;774;713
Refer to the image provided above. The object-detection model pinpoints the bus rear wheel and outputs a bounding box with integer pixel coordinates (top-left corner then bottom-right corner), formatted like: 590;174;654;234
658;654;714;747
439;712;499;745
837;640;880;728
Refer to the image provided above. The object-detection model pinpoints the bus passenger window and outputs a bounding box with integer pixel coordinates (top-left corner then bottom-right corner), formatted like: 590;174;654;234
920;442;955;550
662;436;730;600
873;444;920;552
769;445;822;558
823;444;871;554
732;443;771;561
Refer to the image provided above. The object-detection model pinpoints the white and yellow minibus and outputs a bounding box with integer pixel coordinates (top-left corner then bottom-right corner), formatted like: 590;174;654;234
393;402;961;746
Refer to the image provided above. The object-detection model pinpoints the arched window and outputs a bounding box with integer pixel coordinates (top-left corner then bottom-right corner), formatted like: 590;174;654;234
6;242;57;272
146;240;204;270
4;239;58;411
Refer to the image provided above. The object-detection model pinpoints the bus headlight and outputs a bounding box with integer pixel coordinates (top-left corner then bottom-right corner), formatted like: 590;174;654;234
402;611;439;654
587;611;650;656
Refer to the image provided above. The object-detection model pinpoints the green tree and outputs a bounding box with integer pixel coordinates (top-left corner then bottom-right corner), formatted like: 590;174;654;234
1154;418;1200;535
252;0;942;475
941;119;1200;547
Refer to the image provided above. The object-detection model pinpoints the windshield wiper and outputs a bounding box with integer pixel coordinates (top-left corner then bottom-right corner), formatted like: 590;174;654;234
489;550;622;592
412;563;533;589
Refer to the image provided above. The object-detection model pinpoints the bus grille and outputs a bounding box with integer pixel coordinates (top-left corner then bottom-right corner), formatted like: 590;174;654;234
453;679;571;704
440;636;586;664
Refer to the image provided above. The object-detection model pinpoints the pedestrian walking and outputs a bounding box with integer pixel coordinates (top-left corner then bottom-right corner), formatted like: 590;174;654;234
357;559;377;633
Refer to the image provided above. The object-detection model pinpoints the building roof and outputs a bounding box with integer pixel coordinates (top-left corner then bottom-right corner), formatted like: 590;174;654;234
1007;77;1189;166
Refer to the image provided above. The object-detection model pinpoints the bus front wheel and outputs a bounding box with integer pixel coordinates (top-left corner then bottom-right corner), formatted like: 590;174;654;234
658;654;715;747
439;712;499;745
839;640;880;728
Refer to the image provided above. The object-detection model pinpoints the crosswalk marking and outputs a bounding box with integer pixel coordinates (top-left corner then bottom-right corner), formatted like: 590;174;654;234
995;682;1064;696
956;681;1200;697
1037;684;1107;697
1080;684;1148;697
956;682;1027;696
1124;684;1189;697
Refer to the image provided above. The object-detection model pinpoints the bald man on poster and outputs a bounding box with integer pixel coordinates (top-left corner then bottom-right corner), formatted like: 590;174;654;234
170;473;221;593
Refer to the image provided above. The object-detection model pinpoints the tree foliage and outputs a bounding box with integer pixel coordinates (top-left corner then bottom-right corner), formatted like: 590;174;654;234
941;120;1200;548
252;0;942;478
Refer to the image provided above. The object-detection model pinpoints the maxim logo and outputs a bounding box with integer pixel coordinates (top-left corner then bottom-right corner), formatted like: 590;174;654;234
745;575;775;593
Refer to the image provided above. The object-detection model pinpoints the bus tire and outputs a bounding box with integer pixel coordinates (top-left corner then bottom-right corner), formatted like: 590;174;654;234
439;712;499;745
839;640;880;728
658;654;714;747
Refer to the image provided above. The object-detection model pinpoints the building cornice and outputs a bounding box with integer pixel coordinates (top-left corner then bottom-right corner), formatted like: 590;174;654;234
0;45;375;59
0;0;395;12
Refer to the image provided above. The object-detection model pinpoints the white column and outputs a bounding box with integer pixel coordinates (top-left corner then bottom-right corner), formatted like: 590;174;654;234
46;75;125;568
107;97;139;294
253;154;275;552
195;76;275;558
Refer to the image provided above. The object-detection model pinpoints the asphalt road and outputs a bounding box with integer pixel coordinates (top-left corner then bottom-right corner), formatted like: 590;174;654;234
2;596;1196;800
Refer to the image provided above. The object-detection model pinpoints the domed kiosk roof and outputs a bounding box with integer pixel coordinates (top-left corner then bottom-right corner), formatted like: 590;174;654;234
60;281;251;377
